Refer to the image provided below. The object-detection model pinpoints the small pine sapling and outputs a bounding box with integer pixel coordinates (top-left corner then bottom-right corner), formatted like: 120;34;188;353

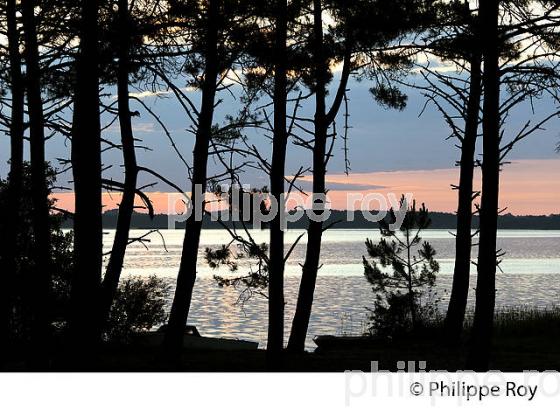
363;196;440;336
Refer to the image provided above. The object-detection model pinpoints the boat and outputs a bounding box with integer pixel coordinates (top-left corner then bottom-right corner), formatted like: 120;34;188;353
134;325;259;351
313;335;381;352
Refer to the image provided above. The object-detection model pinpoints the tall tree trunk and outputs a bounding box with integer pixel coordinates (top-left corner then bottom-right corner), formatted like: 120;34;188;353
406;231;417;328
99;0;138;327
69;0;103;349
267;0;288;365
164;0;220;355
444;54;482;344
22;0;52;363
467;0;500;371
287;0;327;353
287;1;351;352
0;0;25;352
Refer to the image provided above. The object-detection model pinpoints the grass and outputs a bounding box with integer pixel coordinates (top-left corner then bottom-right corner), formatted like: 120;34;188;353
491;305;560;336
315;305;560;372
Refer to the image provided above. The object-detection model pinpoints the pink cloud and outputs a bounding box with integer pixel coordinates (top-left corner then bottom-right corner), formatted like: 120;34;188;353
52;159;560;216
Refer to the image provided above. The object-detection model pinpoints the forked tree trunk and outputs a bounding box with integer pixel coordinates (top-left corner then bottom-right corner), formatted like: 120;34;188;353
467;0;500;371
0;0;25;350
287;0;351;352
100;0;138;327
444;54;482;344
22;0;52;362
69;0;103;348
164;0;220;355
267;0;288;365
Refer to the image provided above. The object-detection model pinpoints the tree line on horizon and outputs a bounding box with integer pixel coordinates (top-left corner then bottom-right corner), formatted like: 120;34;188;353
0;0;560;371
86;209;560;230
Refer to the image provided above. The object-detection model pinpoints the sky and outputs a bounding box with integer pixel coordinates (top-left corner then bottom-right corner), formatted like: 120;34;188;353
2;77;560;216
50;159;560;216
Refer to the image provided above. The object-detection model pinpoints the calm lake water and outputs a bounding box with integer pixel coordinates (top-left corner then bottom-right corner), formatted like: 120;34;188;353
104;229;560;349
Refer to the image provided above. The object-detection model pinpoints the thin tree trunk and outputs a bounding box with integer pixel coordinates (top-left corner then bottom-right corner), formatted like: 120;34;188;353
164;0;220;355
406;231;417;328
69;0;103;349
267;0;288;365
467;0;500;371
287;0;326;353
0;0;25;351
99;0;138;327
444;54;482;344
22;0;52;363
287;1;351;352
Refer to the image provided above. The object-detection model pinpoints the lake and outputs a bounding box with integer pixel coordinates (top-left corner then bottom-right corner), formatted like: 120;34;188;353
105;229;560;349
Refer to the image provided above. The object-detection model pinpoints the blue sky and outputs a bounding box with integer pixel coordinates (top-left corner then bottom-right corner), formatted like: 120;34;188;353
1;76;559;203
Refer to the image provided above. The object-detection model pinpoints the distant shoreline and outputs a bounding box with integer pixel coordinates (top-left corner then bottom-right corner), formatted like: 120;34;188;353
60;210;560;230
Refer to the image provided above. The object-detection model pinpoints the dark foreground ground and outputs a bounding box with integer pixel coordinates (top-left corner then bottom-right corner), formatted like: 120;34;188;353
1;332;559;372
3;307;560;371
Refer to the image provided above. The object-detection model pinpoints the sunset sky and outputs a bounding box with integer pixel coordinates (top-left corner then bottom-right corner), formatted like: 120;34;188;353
3;78;560;216
51;159;560;216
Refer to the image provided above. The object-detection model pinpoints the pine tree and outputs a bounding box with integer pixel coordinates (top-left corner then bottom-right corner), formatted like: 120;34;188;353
362;197;439;335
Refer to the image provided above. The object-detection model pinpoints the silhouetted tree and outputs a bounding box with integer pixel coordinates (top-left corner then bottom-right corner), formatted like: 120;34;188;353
266;0;289;365
99;0;140;330
107;276;170;343
467;0;560;370
418;1;560;349
287;0;352;352
1;0;78;361
443;51;482;344
288;0;438;352
218;0;307;366
0;164;73;348
0;0;25;355
164;0;233;355
417;0;483;344
468;0;500;371
69;0;103;349
21;0;53;364
363;198;439;332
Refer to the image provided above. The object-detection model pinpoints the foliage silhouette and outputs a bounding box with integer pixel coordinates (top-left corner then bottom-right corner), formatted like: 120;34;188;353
362;197;439;334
